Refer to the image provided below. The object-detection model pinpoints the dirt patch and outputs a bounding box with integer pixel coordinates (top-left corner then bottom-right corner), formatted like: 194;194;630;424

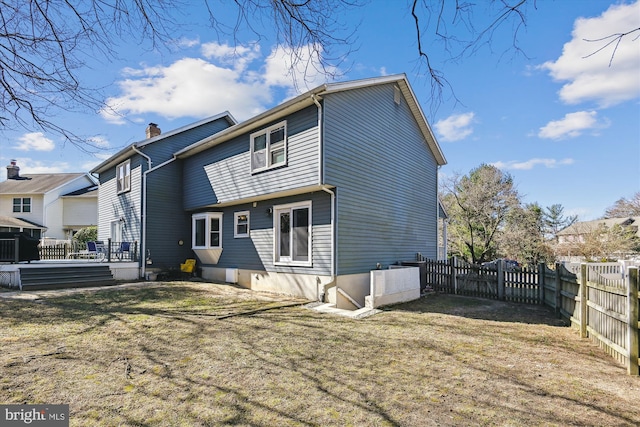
0;283;638;426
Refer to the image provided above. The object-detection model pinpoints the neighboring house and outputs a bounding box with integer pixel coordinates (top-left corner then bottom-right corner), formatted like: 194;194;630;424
92;74;447;306
0;160;98;240
90;113;237;263
556;216;640;261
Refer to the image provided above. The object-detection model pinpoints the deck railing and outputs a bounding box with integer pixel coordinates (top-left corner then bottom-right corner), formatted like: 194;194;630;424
0;237;138;263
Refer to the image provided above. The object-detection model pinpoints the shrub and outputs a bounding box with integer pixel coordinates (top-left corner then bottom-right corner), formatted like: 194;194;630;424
73;226;97;244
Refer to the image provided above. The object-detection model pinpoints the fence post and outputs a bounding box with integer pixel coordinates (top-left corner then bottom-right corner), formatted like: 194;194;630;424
580;263;588;339
497;260;505;301
452;256;458;295
538;263;545;305
554;263;562;317
12;236;19;263
627;267;639;375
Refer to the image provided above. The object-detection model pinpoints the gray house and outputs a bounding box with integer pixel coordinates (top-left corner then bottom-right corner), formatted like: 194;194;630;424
90;112;237;262
92;74;446;307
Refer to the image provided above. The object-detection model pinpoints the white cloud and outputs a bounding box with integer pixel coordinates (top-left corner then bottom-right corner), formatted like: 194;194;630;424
492;158;574;171
263;44;339;93
101;42;335;124
87;136;111;149
175;37;200;49
10;158;69;174
201;42;261;72
539;1;640;107
14;132;55;151
434;112;475;142
538;110;608;139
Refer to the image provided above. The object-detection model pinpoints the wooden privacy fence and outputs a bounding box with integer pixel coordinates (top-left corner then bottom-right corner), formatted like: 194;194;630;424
418;256;543;304
417;255;640;375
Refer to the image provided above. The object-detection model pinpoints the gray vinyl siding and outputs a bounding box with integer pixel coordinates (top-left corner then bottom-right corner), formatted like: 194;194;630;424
323;83;439;275
197;191;331;276
97;156;144;245
139;118;233;165
183;106;319;210
145;161;194;269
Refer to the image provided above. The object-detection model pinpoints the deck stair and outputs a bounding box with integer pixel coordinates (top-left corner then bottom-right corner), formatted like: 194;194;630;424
18;266;116;290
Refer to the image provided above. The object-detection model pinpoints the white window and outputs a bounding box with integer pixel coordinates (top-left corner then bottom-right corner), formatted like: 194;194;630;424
116;160;131;194
12;197;31;213
234;211;250;238
192;213;223;249
274;201;311;266
251;121;287;172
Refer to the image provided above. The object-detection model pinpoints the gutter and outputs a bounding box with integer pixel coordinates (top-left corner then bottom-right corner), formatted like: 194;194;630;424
312;93;336;302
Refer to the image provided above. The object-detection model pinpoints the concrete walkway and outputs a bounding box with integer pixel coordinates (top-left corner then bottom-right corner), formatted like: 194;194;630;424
305;302;381;319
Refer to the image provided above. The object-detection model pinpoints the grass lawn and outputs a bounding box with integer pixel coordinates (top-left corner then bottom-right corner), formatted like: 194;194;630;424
1;281;639;426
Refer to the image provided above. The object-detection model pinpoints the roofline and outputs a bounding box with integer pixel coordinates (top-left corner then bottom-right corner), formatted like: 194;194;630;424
175;88;327;158
0;173;95;195
45;174;97;195
176;74;446;165
90;111;236;174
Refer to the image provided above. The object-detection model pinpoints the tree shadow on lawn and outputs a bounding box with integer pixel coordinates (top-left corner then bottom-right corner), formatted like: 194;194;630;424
383;293;568;327
0;282;304;332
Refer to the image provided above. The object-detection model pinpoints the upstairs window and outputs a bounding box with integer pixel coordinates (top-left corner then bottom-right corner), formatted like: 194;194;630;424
192;213;223;249
116;160;131;194
251;121;287;172
12;197;31;213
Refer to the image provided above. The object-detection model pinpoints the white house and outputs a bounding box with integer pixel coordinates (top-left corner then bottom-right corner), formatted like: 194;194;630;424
0;160;98;241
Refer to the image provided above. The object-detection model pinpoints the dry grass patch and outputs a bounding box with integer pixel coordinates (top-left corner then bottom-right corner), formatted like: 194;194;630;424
1;282;638;426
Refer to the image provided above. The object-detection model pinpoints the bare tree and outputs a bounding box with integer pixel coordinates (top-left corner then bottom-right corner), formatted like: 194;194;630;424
0;0;362;149
564;222;640;262
603;192;640;218
1;0;636;148
0;0;180;150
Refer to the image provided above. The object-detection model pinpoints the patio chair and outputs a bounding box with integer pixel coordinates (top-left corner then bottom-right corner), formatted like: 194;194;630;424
180;259;196;279
86;241;98;259
115;241;131;260
87;241;106;261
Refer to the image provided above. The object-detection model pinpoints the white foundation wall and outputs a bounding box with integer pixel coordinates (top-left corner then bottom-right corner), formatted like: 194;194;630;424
200;266;420;310
366;266;420;308
201;267;333;301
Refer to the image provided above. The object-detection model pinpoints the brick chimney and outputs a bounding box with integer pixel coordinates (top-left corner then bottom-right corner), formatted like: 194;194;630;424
145;123;161;139
6;159;20;180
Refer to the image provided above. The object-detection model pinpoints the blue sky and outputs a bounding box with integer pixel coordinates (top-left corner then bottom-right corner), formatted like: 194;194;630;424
1;0;639;220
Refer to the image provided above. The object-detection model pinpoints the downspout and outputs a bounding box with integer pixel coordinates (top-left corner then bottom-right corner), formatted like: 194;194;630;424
131;146;152;279
312;93;336;302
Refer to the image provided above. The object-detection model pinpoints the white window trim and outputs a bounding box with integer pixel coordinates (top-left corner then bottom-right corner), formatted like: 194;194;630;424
234;211;250;238
250;120;287;173
13;197;31;213
192;212;223;250
116;159;131;194
274;201;312;267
